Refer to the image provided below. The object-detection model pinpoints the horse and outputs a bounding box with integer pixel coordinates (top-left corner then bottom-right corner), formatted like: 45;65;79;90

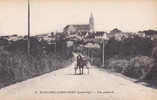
74;56;90;75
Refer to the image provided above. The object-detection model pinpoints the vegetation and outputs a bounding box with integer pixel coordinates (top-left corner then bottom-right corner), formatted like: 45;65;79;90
82;30;157;86
103;35;157;86
0;34;73;88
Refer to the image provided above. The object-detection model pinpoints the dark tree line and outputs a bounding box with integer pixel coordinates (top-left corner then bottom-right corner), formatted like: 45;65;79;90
104;36;154;59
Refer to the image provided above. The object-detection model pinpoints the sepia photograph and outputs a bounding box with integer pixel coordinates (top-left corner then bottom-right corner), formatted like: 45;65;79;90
0;0;157;100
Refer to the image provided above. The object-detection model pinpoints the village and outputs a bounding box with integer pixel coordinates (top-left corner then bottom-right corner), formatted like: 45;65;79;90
0;0;157;99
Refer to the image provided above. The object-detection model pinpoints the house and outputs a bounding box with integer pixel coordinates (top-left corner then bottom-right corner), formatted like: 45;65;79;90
94;31;108;40
137;31;145;37
35;33;55;44
143;30;157;40
7;34;23;41
64;24;90;35
63;13;95;36
108;28;131;40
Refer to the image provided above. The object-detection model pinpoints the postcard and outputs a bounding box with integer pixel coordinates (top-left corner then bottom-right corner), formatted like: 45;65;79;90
0;0;157;100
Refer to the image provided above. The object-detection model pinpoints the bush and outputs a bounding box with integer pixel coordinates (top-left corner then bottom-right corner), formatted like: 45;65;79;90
123;56;154;80
145;64;157;85
0;38;9;46
104;56;155;81
0;36;73;88
106;58;129;73
143;46;157;85
0;50;15;86
0;50;72;88
92;57;102;66
152;46;157;61
103;36;153;59
4;38;44;56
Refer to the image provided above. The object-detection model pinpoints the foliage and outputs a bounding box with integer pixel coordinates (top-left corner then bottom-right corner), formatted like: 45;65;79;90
0;50;72;87
106;58;129;73
0;35;73;88
0;38;9;46
105;56;154;80
123;56;154;79
152;46;157;61
104;36;153;59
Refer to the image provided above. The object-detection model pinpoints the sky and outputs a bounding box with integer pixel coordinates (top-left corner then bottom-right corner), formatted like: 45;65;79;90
0;0;157;36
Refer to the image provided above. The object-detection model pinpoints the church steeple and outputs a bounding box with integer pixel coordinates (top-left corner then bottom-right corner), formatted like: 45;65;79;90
89;12;94;32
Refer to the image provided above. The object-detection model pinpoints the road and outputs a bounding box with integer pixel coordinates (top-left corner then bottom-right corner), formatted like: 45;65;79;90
0;55;157;100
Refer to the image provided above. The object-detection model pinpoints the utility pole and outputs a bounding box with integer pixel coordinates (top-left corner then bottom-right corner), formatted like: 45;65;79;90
102;40;105;67
27;0;30;55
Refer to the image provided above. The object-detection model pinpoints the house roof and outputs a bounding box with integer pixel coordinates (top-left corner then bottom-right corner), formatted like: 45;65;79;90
64;24;90;33
110;28;122;34
95;31;105;36
143;30;157;35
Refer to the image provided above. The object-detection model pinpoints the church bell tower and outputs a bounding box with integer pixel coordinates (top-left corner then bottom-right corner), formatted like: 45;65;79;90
89;13;95;32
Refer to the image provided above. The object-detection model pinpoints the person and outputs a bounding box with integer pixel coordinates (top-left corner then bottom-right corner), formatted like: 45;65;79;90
77;54;82;68
74;54;81;74
77;54;85;74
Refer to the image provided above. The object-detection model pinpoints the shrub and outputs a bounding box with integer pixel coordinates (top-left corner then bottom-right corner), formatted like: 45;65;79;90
92;57;102;66
0;50;73;88
0;38;9;46
4;38;44;56
145;64;157;85
106;58;129;73
152;46;157;61
123;56;154;79
103;36;153;60
0;50;15;86
0;36;73;88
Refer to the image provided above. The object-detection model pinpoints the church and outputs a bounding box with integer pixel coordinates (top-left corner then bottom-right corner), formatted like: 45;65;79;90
63;13;95;35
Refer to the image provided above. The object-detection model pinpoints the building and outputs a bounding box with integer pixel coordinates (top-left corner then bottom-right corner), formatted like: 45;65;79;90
94;31;108;40
108;28;132;40
63;13;95;35
137;31;145;37
143;30;157;40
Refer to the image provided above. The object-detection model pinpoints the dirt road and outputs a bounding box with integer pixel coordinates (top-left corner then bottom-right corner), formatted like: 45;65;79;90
0;57;157;100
